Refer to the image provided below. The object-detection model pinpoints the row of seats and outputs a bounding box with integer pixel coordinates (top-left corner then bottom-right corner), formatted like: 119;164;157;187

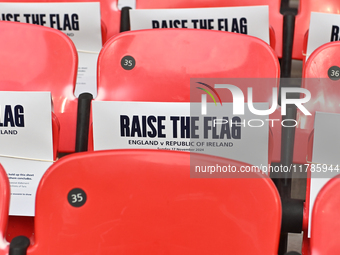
0;20;282;252
1;1;340;254
0;150;282;255
1;149;338;255
1;0;340;76
1;0;338;170
0;18;339;255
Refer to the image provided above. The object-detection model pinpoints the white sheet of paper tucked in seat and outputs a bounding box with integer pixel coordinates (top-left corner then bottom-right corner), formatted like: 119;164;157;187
306;12;340;61
0;91;53;216
92;101;269;172
1;158;53;216
130;6;270;44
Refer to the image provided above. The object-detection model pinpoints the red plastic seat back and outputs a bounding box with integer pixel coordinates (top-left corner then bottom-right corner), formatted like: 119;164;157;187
0;21;77;153
292;41;340;164
298;42;340;253
95;29;279;161
302;43;340;248
29;149;281;255
1;0;120;42
310;174;340;254
293;0;340;60
135;0;283;58
303;41;340;79
0;164;10;255
97;29;279;102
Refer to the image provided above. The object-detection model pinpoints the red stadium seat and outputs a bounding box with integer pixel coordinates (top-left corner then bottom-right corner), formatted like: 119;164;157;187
19;149;282;255
125;0;283;58
89;29;280;164
96;29;279;99
309;174;340;254
293;0;340;60
0;21;77;154
0;21;70;243
293;41;340;254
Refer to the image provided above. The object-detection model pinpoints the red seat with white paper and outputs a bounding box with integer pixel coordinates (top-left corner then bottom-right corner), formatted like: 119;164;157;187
0;21;76;153
21;149;282;255
296;41;340;164
0;20;68;243
295;40;340;254
91;29;281;166
0;1;108;102
293;0;340;60
128;0;283;58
